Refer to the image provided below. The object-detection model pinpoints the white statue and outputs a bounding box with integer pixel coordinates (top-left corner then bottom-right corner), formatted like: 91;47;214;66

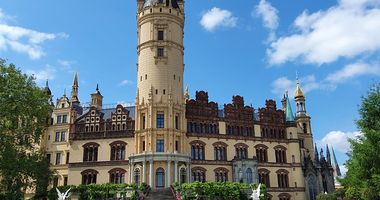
56;188;72;200
250;183;263;200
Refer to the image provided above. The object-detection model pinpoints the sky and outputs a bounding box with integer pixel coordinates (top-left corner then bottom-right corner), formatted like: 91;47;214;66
1;0;380;175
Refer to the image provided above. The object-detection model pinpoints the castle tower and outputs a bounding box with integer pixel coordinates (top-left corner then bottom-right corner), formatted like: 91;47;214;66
131;0;190;188
294;78;315;160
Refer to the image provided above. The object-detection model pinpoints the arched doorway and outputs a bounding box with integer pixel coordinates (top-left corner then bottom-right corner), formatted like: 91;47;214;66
134;168;141;185
180;168;187;184
156;168;165;188
246;168;253;183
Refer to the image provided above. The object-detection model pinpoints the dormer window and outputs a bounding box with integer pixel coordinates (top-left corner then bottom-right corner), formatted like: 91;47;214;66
61;103;65;108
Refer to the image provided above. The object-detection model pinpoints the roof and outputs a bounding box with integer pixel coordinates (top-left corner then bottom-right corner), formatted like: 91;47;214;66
76;106;136;122
294;83;305;98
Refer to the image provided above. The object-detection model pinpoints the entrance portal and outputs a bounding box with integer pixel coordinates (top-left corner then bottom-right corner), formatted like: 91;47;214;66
156;168;165;188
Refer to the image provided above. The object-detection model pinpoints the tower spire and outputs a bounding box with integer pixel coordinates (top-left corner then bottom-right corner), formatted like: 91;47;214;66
285;91;294;122
71;72;80;105
184;84;190;102
331;146;342;177
326;144;332;165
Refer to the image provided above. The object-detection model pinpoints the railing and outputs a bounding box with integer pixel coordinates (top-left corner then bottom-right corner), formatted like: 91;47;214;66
70;130;134;140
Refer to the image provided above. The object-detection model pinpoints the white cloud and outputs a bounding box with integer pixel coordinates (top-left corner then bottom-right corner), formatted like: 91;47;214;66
58;59;76;70
255;0;279;30
0;9;67;60
317;131;362;153
268;0;380;65
340;165;348;176
254;0;279;41
200;7;237;32
271;75;322;97
119;80;133;86
26;66;56;83
326;62;380;83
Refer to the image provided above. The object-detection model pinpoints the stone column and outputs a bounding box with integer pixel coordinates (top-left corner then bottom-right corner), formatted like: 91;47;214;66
187;161;192;183
142;161;146;183
149;160;154;188
174;161;178;183
129;162;134;184
166;160;171;187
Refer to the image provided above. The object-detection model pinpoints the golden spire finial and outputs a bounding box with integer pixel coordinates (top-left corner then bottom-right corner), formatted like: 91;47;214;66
294;72;305;98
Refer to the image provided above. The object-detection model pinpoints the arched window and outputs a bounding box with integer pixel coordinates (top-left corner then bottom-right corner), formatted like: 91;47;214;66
235;143;248;159
191;167;206;182
278;193;291;200
277;169;289;188
109;168;126;184
246;168;253;183
213;142;228;161
274;146;287;163
110;141;126;161
190;141;205;160
81;169;98;185
180;168;187;184
214;167;228;182
255;144;268;162
134;168;141;185
83;143;99;162
258;169;270;187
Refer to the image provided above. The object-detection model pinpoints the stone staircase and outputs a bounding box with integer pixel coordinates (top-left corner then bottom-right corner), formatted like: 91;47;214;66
146;188;175;200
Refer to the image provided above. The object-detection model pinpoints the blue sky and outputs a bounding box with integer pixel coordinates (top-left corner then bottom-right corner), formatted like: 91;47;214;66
1;0;380;174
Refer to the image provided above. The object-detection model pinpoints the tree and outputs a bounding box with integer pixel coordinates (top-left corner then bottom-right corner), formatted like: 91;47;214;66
341;84;380;200
0;59;53;199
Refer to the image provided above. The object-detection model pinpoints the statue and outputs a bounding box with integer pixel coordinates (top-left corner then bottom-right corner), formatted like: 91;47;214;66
56;188;72;200
250;183;263;200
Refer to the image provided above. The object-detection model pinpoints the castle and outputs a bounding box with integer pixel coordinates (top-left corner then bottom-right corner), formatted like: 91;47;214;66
42;1;339;199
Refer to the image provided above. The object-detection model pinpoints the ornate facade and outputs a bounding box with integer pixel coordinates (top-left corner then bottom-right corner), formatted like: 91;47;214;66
42;0;337;199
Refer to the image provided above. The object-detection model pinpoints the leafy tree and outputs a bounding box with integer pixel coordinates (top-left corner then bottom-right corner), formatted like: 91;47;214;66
341;84;380;200
0;59;53;199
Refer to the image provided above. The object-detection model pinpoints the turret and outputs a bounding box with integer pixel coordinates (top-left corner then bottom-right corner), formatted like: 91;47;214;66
90;84;103;110
284;91;294;122
294;78;307;117
326;144;332;165
45;80;54;107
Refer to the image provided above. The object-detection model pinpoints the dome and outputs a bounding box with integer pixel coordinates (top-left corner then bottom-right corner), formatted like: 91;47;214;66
143;0;179;9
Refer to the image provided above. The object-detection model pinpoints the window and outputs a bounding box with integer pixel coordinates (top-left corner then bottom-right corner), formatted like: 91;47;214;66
55;132;60;142
275;146;287;163
191;141;205;160
303;123;308;134
156;139;164;152
214;168;228;182
60;132;65;141
53;177;59;188
277;169;289;188
158;30;164;41
62;115;67;123
192;167;206;182
163;89;166;95
83;143;99;162
66;152;70;164
110;141;126;161
279;193;291;200
255;145;268;162
142;141;146;151
46;154;51;163
235;144;248;159
157;47;164;57
64;177;68;186
175;115;179;130
57;115;62;124
213;142;227;161
142;114;146;129
82;169;98;185
109;168;126;184
55;131;66;142
55;153;61;165
175;140;179;152
258;169;270;187
157;113;164;128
